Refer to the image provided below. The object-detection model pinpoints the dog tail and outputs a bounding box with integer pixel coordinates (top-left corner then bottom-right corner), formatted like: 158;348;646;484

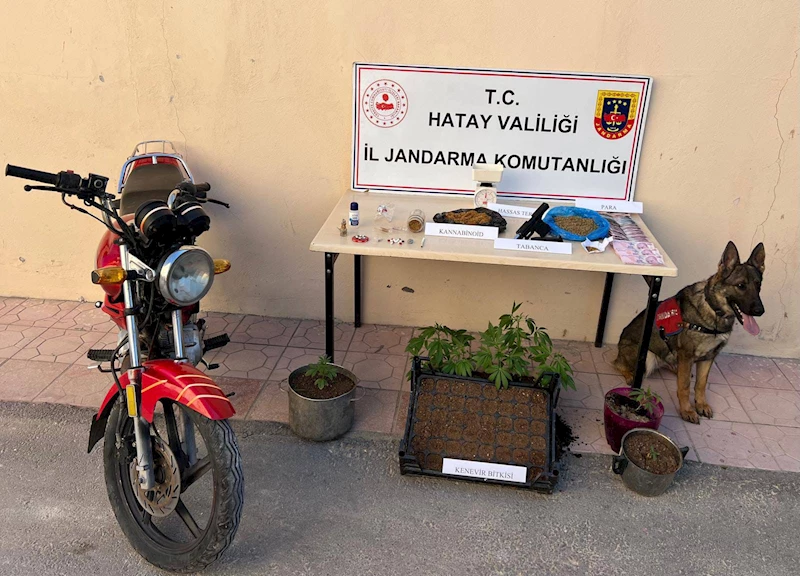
645;352;660;378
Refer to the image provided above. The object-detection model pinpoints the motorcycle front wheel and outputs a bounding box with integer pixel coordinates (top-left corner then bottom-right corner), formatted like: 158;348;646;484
103;398;244;572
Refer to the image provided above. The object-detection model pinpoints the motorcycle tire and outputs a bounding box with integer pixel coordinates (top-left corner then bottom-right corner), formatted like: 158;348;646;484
103;397;244;572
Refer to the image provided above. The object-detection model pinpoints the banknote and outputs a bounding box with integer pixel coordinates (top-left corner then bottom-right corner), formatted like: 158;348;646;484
613;241;664;265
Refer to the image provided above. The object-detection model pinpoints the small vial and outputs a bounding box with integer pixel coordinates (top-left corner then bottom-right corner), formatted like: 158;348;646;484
349;202;359;227
407;209;425;233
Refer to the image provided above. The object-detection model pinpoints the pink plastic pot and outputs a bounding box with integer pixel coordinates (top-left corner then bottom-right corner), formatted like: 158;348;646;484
603;387;664;453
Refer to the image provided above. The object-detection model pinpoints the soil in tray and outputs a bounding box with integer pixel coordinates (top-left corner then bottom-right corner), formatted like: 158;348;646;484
410;377;550;477
290;371;355;400
605;392;651;423
624;431;681;475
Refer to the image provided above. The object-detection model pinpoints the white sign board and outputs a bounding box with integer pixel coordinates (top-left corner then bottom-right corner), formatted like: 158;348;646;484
575;199;643;213
424;222;498;240
352;63;652;201
487;203;538;219
442;458;527;484
494;238;573;255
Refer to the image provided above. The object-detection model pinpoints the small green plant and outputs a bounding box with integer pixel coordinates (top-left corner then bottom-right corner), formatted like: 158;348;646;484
647;446;660;461
474;302;574;391
629;387;662;416
306;355;339;390
406;324;475;377
405;303;575;391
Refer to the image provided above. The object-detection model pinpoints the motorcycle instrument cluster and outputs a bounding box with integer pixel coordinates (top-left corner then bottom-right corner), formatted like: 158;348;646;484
173;200;211;236
134;200;177;241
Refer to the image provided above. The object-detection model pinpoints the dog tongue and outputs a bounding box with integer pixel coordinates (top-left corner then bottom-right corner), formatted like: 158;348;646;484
742;313;760;336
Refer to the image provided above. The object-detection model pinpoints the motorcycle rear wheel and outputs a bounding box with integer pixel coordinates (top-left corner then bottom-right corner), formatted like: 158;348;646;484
103;398;244;572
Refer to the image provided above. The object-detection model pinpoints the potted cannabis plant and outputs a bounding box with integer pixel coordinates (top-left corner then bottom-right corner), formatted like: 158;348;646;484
603;386;664;453
399;303;575;493
285;355;358;441
612;428;689;496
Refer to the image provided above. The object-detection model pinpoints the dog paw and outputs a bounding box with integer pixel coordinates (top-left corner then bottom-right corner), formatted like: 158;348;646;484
696;402;714;418
680;408;701;424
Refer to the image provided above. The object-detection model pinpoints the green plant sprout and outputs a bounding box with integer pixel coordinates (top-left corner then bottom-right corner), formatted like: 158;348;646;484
306;355;339;390
647;446;660;461
406;324;475;380
629;387;662;416
405;303;575;391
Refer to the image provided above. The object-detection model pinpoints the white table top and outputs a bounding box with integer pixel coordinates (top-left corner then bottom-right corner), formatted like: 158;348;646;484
310;192;677;277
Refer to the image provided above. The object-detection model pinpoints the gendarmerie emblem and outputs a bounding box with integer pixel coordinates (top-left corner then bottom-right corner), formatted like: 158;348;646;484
594;90;639;139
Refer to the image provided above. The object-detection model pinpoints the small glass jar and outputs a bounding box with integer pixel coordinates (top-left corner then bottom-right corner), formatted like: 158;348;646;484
407;209;425;233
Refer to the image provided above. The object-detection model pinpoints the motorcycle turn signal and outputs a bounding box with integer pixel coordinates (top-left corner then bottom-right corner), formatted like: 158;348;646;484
91;267;127;285
213;259;231;274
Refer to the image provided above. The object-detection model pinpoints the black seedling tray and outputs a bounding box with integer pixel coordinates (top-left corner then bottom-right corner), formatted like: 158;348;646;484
399;357;561;494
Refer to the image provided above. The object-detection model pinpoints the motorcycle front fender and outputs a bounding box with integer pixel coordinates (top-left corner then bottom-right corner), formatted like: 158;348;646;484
88;359;234;453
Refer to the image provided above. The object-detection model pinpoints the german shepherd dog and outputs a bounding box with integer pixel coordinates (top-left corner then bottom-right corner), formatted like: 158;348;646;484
614;242;765;423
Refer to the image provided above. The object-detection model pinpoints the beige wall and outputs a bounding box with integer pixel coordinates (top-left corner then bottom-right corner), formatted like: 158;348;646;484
0;1;798;357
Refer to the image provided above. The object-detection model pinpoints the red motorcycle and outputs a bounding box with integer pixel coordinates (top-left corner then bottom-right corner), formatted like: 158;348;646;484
6;141;243;572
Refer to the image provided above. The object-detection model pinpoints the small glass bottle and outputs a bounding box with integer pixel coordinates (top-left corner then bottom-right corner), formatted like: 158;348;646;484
349;202;359;227
407;209;425;233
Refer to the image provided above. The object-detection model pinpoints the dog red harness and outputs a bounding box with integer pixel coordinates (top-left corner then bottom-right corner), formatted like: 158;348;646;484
656;298;683;337
656;297;725;341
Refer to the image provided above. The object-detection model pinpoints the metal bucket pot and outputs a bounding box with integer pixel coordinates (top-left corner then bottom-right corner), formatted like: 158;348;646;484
612;428;689;497
284;364;359;442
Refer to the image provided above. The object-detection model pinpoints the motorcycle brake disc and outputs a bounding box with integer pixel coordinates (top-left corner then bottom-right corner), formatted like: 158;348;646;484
129;434;181;518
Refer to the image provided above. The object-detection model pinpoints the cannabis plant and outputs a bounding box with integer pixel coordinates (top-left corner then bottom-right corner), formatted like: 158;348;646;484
306;355;339;390
474;302;574;390
629;386;662;416
406;324;475;377
405;303;575;391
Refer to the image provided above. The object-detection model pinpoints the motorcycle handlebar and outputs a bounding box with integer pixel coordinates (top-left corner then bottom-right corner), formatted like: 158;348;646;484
195;182;211;193
5;164;59;185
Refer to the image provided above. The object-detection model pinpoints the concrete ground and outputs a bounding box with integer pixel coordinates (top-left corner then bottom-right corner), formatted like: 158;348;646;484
0;402;798;576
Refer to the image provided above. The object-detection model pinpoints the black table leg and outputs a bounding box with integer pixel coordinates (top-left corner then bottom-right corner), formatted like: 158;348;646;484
633;275;662;389
354;255;362;328
325;252;338;361
595;272;615;348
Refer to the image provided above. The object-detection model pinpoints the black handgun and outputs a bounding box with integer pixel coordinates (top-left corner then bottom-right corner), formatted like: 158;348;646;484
514;203;561;241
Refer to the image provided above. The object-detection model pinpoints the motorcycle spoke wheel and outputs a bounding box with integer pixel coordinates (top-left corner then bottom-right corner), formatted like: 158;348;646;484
103;397;243;572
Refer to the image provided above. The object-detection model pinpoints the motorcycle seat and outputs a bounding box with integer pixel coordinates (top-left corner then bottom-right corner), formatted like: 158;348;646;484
120;164;185;216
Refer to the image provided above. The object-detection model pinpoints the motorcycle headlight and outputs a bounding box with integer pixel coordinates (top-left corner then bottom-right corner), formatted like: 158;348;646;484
158;247;215;306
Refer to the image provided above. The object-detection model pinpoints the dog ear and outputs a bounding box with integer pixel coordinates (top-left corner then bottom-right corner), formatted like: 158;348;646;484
747;242;766;273
718;241;740;275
